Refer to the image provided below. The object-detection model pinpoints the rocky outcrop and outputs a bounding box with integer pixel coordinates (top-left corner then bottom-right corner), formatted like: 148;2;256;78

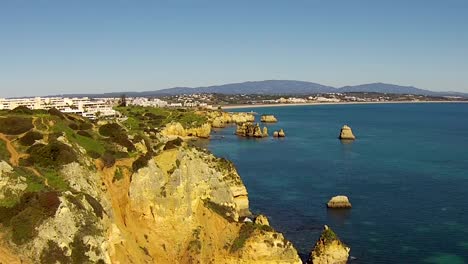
160;122;211;138
339;125;355;140
209;111;255;128
254;214;270;226
274;129;286;138
327;195;352;209
307;225;350;264
261;115;278;123
236;123;269;138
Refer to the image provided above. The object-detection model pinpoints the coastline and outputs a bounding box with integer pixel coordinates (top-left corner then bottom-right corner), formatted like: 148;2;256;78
221;100;468;110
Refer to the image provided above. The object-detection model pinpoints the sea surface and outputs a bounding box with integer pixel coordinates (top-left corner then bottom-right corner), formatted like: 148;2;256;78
200;103;468;264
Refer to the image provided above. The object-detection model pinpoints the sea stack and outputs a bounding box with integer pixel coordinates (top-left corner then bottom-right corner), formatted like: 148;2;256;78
273;129;286;138
339;125;355;140
261;114;278;123
327;195;352;209
307;225;350;264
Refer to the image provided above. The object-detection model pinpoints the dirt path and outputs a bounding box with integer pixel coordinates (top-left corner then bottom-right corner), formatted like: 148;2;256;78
0;133;26;167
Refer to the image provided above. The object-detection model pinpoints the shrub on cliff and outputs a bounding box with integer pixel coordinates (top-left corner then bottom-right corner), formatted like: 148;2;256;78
9;106;34;115
0;117;34;135
48;108;65;119
163;137;183;150
19;131;43;146
0;191;61;245
77;130;92;138
99;123;136;152
132;152;153;172
100;151;116;168
27;141;77;168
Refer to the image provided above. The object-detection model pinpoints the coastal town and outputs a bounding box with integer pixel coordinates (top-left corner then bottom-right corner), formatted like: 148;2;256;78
1;92;465;120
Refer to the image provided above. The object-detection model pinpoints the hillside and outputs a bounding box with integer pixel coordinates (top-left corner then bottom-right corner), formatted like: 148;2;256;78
58;80;468;98
0;106;304;263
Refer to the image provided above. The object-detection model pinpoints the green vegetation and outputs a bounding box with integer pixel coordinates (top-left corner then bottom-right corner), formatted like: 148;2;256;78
40;240;71;263
19;131;43;146
99;123;135;151
230;223;256;252
163;137;183;150
0;140;8;161
40;168;69;191
9;106;34;115
27;141;77;169
113;167;124;182
321;227;338;245
0;191;61;245
84;193;104;219
204;199;236;222
116;106;207;130
132;152;153;172
0;116;34;135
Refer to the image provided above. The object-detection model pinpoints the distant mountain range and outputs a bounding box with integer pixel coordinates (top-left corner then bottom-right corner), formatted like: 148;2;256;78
59;80;468;98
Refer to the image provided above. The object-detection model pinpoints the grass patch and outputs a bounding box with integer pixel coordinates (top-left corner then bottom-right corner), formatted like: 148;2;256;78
113;167;124;182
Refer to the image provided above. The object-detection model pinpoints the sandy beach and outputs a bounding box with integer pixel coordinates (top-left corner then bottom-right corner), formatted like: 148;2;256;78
221;100;468;110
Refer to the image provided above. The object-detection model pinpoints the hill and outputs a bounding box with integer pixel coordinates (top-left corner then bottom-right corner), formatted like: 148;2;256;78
58;80;468;98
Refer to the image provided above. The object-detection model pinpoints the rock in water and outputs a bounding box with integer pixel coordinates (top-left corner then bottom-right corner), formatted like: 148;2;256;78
307;225;350;264
261;114;278;123
236;123;268;138
278;129;286;137
327;195;352;208
339;125;355;140
262;127;269;137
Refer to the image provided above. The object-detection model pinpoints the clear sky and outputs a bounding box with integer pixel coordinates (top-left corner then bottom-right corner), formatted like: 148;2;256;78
1;0;467;97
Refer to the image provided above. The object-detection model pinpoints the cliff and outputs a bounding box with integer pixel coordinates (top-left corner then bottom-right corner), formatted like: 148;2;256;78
0;107;301;264
236;123;269;138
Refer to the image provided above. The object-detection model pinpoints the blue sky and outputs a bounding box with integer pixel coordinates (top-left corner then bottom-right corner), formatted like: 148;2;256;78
1;0;467;97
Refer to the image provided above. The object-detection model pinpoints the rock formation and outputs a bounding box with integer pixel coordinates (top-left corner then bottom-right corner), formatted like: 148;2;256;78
161;122;211;138
273;129;286;138
236;123;269;138
260;115;278;123
327;195;352;209
209;111;255;128
339;125;355;140
254;214;270;226
307;225;350;264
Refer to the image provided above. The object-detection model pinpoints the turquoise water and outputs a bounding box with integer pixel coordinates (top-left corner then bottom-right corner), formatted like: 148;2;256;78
203;103;468;264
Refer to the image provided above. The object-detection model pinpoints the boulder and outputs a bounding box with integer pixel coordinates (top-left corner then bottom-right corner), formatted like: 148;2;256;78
273;131;279;137
261;115;278;123
339;125;355;140
262;127;268;137
307;225;350;264
327;195;352;209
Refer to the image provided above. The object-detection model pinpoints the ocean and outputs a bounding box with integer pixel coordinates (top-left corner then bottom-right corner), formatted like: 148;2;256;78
201;103;468;264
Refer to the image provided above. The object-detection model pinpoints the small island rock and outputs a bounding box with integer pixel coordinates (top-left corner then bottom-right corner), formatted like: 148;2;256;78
261;114;278;123
339;125;355;140
307;225;350;264
278;129;286;137
327;195;352;209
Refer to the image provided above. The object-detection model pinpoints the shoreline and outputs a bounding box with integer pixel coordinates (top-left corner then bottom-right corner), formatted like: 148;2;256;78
221;100;468;110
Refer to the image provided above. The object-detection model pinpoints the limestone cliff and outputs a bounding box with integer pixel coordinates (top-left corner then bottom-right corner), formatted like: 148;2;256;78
161;122;211;138
0;107;301;264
